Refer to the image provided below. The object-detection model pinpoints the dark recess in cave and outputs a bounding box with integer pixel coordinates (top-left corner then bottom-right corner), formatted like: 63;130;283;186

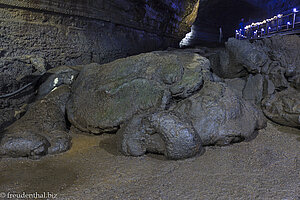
183;0;300;46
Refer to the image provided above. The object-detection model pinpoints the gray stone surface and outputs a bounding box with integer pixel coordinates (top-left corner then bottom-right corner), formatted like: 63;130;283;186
262;87;300;128
209;49;248;79
0;85;71;159
264;75;276;96
174;81;266;146
266;62;289;90
224;78;246;97
0;0;199;130
37;66;81;99
226;38;268;74
255;35;300;91
209;35;300;109
243;74;264;105
67;51;211;134
118;81;266;159
117;112;202;160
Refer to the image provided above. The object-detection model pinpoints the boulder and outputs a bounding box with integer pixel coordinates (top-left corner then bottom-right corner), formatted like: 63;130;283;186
208;37;270;79
266;61;289;90
0;85;71;159
117;81;267;160
224;78;246;98
174;82;266;146
262;87;300;128
243;74;264;105
67;51;211;134
226;38;268;74
263;75;276;96
254;35;300;90
37;65;81;99
117;112;202;160
255;35;300;71
209;49;248;79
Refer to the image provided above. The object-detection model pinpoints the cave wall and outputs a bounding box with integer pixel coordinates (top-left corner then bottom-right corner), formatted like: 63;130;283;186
0;0;199;130
0;0;199;66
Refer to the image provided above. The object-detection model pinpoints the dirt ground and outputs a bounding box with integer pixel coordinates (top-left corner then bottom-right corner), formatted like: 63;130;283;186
0;121;299;200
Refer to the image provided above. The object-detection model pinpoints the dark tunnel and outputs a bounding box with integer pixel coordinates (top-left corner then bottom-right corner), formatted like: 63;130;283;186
181;0;300;47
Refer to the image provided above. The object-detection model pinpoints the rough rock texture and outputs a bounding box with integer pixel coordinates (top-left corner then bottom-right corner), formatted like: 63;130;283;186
209;38;268;78
0;64;83;158
207;35;300;129
224;78;246;98
0;0;199;130
209;49;248;79
117;112;202;160
0;56;46;131
117;81;266;159
255;35;300;91
226;38;268;74
1;49;269;159
67;51;211;134
37;65;81;99
262;87;300;128
174;82;266;146
243;74;264;105
209;35;300;107
0;85;71;159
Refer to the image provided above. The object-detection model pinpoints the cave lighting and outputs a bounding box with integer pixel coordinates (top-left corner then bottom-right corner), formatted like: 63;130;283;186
237;7;298;40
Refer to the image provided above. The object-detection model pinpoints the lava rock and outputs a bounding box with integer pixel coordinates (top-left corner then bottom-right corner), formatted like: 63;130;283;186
67;51;211;134
224;78;246;98
226;38;269;74
262;87;300;128
255;35;300;71
263;75;276;96
174;82;266;146
37;65;81;99
209;49;248;79
243;74;264;105
266;62;289;90
0;85;71;159
117;111;203;160
255;35;300;90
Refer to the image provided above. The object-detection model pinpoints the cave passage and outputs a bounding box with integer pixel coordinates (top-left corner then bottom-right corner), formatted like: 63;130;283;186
0;0;300;199
181;0;300;47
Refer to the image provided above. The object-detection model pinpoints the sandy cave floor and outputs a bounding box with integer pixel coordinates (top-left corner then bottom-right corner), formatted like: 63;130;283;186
0;121;299;200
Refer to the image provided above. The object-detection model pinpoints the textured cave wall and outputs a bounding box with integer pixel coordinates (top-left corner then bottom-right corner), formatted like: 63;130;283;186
0;0;199;130
183;0;299;46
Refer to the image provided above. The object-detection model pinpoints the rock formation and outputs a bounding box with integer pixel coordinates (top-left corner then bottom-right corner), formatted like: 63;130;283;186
118;81;265;159
0;85;71;159
66;51;211;134
0;0;200;131
0;48;268;159
209;35;300;128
